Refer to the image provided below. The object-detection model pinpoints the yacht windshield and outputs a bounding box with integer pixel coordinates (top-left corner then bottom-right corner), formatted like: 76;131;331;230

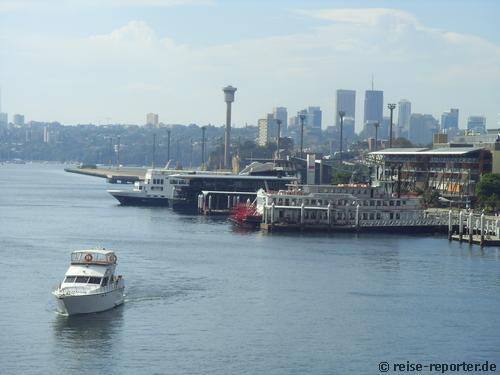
88;277;102;284
75;276;90;283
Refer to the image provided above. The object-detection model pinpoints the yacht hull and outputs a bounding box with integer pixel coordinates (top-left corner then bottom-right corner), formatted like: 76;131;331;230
55;287;125;316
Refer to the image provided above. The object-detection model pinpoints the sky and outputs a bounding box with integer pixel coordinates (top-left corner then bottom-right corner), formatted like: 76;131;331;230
0;0;499;131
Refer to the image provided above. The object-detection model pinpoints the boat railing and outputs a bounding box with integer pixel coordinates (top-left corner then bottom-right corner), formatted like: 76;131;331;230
54;279;123;297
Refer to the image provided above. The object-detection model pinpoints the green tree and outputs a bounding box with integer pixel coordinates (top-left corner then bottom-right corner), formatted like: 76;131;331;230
392;137;414;148
332;172;351;184
476;173;500;211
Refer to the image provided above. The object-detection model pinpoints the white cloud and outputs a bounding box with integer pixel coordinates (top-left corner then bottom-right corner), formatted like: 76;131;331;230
2;8;500;128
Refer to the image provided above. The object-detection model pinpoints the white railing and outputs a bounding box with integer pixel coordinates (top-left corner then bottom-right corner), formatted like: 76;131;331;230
53;281;122;297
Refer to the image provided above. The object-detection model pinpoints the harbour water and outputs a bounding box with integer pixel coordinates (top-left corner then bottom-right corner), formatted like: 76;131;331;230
1;163;500;374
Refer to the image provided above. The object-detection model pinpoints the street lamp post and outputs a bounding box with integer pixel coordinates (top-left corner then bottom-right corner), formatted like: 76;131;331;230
152;133;156;168
299;114;306;157
338;110;345;161
373;122;380;151
388;103;396;148
167;129;171;162
201;126;206;169
276;119;282;159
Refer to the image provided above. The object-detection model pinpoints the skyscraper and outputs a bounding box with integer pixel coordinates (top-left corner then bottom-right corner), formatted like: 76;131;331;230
467;116;486;133
0;89;7;129
335;89;356;127
307;106;322;128
441;108;459;131
13;114;25;126
363;90;383;138
408;114;439;145
258;113;278;146
0;112;7;128
397;99;411;138
273;107;288;135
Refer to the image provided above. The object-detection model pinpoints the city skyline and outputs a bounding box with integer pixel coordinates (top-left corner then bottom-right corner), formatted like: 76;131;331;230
1;1;499;129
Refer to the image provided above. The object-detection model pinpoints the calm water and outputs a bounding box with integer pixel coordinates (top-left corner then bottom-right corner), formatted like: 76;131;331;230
1;163;500;375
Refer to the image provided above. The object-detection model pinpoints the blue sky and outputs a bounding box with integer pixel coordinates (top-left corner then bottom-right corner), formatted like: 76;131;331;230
1;0;499;130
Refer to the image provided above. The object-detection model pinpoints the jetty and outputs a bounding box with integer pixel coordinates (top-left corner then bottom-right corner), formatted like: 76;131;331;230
65;166;146;183
198;191;256;215
447;210;500;247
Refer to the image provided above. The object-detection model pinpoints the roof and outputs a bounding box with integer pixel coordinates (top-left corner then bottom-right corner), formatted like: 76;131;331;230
421;147;485;155
72;248;115;256
369;148;429;155
369;146;485;156
171;174;297;181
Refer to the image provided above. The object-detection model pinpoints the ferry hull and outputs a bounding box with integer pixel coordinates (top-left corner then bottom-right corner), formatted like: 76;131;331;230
108;191;170;206
55;287;125;316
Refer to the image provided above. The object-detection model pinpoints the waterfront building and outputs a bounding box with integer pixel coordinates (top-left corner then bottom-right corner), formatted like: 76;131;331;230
397;99;411;138
335;89;356;128
441;108;459;131
408;113;439;145
367;146;492;200
363;90;383;138
467;116;486;134
13;114;25;126
146;113;159;127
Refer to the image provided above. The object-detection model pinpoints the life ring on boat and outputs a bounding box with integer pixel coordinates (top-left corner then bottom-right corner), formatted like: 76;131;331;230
84;253;93;262
109;254;117;263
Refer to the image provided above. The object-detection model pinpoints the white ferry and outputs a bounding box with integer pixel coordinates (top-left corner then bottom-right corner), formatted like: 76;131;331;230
107;166;296;209
53;249;125;315
107;168;231;207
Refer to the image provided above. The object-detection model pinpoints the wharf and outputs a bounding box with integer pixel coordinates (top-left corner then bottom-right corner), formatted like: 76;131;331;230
198;190;257;215
261;222;447;234
450;234;500;246
65;166;146;183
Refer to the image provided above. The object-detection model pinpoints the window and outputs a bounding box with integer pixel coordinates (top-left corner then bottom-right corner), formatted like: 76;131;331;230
376;212;381;219
362;213;368;220
369;213;374;220
370;201;375;206
75;276;90;283
396;213;400;219
64;276;76;283
88;277;102;284
376;200;381;206
389;200;394;206
102;277;109;286
396;200;401;206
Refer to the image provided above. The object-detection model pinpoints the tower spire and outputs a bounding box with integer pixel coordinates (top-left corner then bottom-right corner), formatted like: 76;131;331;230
371;74;374;91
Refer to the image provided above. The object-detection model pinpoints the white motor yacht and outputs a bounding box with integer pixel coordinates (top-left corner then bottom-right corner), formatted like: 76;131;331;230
53;249;125;316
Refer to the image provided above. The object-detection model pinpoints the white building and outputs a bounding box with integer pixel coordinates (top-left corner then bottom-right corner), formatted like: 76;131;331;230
146;113;159;127
258;114;278;146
